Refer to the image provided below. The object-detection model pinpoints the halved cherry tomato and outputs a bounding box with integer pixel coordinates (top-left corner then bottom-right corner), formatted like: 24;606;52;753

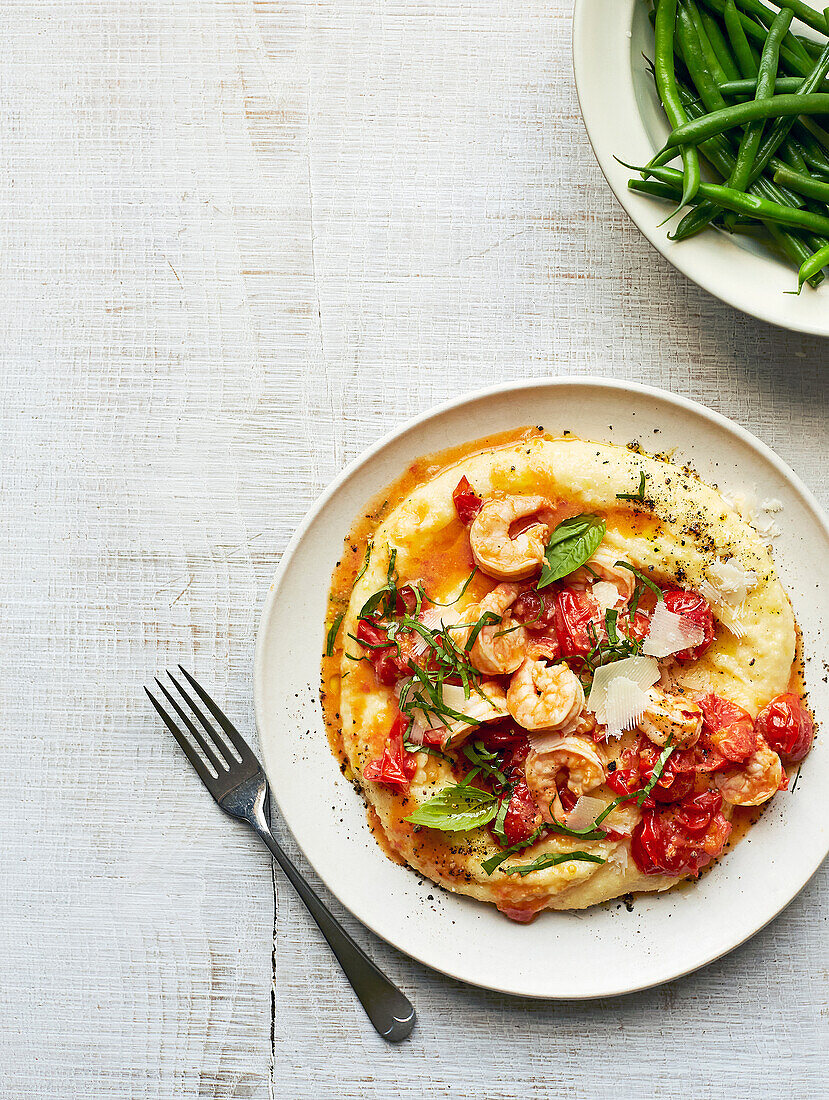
554;588;604;657
363;714;417;791
699;693;756;762
512;588;558;633
639;743;695;804
674;790;723;835
619;608;652;645
755;693;814;762
499;778;542;847
477;722;528;754
356;616;412;686
662;589;716;660
395;584;419;616
452;476;483;525
631;799;731;877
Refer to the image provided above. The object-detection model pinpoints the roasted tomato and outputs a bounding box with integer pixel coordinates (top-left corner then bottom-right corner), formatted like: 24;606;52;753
477;721;528;754
639;743;695;804
553;588;604;657
662;589;716;660
356;616;412;686
500;779;543;847
699;693;756;762
452;476;483;525
755;693;814;762
631;792;731;877
512;588;558;633
363;714;417;791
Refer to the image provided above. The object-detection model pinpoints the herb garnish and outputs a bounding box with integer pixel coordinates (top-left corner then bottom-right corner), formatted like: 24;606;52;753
462;740;508;788
353;540;373;585
616;470;649;503
481;827;546;875
325;612;345;656
403;784;498;831
537;514;607;590
499;851;606;877
614;561;663;603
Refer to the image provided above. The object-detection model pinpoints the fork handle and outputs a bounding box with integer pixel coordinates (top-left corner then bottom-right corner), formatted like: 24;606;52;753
250;820;416;1042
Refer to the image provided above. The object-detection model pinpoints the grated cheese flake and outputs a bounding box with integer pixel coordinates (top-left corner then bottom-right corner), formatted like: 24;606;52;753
642;601;706;657
603;677;651;738
587;656;660;721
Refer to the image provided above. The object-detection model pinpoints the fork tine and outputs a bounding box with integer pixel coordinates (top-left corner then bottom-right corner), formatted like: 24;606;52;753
177;665;257;765
145;686;218;786
155;676;229;774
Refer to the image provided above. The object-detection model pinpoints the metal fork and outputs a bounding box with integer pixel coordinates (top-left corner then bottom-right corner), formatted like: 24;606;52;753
145;666;416;1043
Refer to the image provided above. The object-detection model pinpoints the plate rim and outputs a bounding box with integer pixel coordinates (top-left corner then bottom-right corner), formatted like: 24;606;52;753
572;0;829;337
254;376;829;998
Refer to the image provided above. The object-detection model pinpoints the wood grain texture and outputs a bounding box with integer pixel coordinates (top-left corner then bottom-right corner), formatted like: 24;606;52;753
0;0;827;1096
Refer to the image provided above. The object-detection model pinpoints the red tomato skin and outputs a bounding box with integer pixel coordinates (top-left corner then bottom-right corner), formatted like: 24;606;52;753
699;693;756;763
553;588;604;657
452;476;483;525
662;589;716;660
638;744;695;804
363;714;417;790
631;800;732;877
501;779;542;847
512;589;558;633
674;790;723;835
755;693;814;762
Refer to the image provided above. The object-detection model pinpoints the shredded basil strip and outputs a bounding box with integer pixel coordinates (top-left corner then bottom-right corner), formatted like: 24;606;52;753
404;784;498;831
462;741;508;788
616;469;648;502
354;540;372;585
544;818;608;842
464;610;501;653
614;561;663;601
481;826;546;875
499;851;606;877
538;514;606;590
325;612;345;656
636;738;675;805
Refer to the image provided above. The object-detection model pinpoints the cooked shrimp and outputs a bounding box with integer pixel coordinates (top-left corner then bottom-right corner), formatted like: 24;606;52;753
637;687;702;749
574;547;635;606
466;583;528;675
507;657;584;731
469;494;551;581
524;734;605;823
430;681;509;747
715;737;783;806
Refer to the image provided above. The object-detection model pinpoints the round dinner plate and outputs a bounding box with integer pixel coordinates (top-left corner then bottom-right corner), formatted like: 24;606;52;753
573;0;829;336
254;379;829;998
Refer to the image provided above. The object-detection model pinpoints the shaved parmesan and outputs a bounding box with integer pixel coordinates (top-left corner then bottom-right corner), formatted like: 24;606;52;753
762;498;782;513
591;581;620;609
706;558;757;605
410;605;461;657
643;601;705;658
587;656;660;721
566;795;607;832
603;677;650;738
608;845;629;872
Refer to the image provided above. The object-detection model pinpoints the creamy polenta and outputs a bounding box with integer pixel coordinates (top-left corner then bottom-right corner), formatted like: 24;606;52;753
322;431;814;920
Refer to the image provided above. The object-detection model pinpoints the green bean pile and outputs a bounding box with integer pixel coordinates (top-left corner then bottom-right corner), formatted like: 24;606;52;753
629;0;829;291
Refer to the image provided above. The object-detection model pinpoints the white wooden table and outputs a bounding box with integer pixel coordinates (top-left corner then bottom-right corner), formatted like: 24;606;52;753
1;1;827;1096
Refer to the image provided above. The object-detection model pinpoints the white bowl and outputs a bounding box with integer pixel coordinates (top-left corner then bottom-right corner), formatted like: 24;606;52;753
573;0;829;335
254;378;829;998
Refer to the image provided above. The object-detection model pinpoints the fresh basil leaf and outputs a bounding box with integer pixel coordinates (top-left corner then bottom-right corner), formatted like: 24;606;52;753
325;612;345;656
499;851;606;877
537;514;606;590
404;784;497;831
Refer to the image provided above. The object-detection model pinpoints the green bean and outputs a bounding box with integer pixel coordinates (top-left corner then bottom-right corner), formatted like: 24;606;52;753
720;76;829;94
628;178;707;203
724;0;760;77
638;163;829;233
676;3;729;110
654;0;701;207
700;6;743;78
797;240;829;288
766;223;826;285
697;0;812;76
685;0;731;85
662;93;829;150
728;0;829;37
734;9;793;190
773;162;829;200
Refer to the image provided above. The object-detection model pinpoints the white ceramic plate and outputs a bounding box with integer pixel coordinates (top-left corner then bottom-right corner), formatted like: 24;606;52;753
573;0;829;336
254;379;829;998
